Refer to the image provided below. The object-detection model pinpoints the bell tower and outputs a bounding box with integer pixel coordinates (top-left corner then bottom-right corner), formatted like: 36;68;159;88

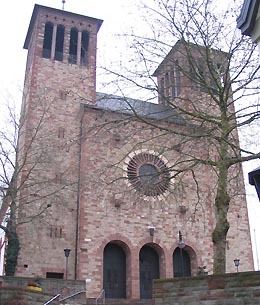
15;5;102;279
23;4;103;108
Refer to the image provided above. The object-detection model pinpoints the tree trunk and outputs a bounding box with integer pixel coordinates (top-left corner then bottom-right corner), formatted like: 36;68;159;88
212;166;230;274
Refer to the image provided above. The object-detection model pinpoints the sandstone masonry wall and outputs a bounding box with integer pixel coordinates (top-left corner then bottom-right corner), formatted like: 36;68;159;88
154;271;260;305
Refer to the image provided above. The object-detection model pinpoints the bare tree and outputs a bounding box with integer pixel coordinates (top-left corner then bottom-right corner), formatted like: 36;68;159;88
97;0;260;274
0;90;79;275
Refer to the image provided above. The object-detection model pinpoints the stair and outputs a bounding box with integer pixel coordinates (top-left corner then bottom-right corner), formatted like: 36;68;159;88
86;298;153;305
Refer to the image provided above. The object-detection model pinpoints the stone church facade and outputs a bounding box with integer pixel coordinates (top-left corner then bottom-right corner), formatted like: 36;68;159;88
13;4;253;300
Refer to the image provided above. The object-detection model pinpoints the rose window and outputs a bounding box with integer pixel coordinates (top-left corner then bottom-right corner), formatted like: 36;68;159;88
127;152;170;196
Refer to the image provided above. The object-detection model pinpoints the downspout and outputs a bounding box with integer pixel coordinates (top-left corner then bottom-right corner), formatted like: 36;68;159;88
74;105;84;280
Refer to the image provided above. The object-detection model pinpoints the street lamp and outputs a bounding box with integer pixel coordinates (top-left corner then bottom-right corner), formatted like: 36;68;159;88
64;248;71;280
178;231;185;249
248;167;260;201
148;225;156;237
234;258;240;273
178;230;185;276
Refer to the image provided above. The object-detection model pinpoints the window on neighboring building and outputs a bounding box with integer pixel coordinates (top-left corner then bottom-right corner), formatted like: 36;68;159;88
69;28;78;64
55;25;65;61
42;22;53;59
81;30;89;65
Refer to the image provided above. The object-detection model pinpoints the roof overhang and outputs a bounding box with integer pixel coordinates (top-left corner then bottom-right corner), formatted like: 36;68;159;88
237;0;260;36
248;166;260;201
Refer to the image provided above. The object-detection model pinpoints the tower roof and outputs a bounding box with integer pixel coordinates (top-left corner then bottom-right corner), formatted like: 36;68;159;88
24;4;103;49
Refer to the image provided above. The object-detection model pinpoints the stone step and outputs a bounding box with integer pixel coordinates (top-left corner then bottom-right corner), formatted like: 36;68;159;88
86;298;152;305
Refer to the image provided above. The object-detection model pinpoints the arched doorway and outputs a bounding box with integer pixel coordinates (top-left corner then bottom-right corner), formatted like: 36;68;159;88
139;245;159;299
103;243;126;298
173;247;191;277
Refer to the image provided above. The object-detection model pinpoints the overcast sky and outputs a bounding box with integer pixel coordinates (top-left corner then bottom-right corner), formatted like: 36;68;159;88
0;0;138;94
1;0;260;270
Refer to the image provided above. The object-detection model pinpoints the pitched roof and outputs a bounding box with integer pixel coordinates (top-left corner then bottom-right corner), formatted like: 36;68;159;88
84;93;186;126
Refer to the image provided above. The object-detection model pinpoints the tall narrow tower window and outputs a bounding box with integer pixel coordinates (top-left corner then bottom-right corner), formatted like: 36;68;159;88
165;72;170;97
42;22;53;59
55;25;65;61
81;31;89;65
69;28;78;64
172;60;181;97
159;77;165;104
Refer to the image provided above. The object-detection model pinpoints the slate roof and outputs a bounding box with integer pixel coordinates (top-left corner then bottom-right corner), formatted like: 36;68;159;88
237;0;260;35
84;93;186;126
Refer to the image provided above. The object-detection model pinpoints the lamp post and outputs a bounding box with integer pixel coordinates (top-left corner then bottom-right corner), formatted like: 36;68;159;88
64;248;71;280
148;225;156;237
248;167;260;201
234;258;240;273
178;230;185;277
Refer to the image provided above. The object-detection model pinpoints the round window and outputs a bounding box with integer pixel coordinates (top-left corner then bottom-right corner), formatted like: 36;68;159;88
127;152;170;196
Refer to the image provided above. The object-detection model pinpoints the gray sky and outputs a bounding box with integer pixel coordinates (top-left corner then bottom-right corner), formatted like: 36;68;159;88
0;0;135;94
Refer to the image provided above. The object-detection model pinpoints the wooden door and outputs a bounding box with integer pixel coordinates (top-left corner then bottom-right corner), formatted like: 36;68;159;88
139;245;159;299
103;243;126;298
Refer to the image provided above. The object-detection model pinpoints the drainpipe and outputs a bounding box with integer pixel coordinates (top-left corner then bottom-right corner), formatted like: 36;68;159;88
74;105;84;279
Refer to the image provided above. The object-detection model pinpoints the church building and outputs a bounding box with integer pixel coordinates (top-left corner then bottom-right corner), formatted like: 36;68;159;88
11;4;253;301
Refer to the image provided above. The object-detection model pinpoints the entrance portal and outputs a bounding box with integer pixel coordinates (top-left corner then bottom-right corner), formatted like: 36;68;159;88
173;247;191;277
103;243;126;298
139;245;159;299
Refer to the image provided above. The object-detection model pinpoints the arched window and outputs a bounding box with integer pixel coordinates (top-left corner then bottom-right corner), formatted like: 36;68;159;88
139;245;159;299
42;22;53;59
69;28;78;64
81;31;89;65
103;243;126;298
173;247;191;277
55;25;65;61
